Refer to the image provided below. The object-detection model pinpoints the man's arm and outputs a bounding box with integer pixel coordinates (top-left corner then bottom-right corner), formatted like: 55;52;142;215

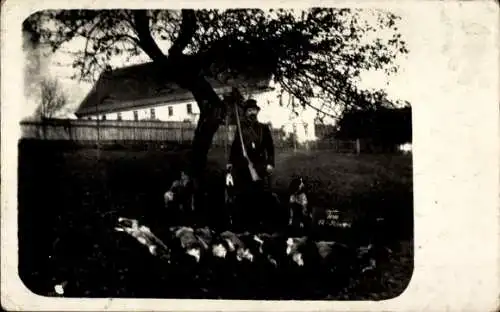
263;124;275;167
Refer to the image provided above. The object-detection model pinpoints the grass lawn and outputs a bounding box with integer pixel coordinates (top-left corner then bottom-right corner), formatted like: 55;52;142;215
18;140;413;300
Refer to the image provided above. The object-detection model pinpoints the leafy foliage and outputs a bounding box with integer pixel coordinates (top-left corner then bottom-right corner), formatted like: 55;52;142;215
194;9;407;115
23;10;146;81
23;9;408;116
334;104;412;146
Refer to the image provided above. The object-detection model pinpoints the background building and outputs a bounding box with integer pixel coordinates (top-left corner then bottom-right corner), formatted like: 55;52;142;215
75;62;317;142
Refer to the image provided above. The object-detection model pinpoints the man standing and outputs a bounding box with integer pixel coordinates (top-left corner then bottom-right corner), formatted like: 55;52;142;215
227;99;275;231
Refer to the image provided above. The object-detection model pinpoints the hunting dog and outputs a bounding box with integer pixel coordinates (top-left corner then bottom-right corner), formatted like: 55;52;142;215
287;177;311;230
164;171;194;225
164;171;192;210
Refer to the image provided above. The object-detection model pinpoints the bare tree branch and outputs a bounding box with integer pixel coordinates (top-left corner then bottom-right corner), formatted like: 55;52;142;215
133;10;167;62
36;77;69;119
79;17;105;81
168;9;197;57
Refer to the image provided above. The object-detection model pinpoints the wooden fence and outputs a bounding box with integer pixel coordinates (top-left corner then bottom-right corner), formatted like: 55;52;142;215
22;119;200;143
20;118;359;153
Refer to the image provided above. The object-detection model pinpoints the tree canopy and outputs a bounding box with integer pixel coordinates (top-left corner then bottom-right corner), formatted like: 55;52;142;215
22;8;409;181
334;103;412;149
23;9;408;116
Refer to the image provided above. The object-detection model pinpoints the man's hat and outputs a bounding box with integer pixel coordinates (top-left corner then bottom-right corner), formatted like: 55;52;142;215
243;99;261;112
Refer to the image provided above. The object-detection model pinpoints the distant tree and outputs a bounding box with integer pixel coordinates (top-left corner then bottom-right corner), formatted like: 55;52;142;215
35;77;69;119
23;9;408;204
334;102;412;151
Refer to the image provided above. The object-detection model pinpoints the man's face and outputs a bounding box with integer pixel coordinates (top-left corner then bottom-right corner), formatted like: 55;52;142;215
245;108;259;122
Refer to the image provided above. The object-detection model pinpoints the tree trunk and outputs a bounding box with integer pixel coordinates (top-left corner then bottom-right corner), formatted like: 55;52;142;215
190;107;224;180
132;10;241;211
167;58;228;180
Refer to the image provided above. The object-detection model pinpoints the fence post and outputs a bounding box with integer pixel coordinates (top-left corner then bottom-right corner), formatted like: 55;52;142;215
181;122;184;143
293;123;297;153
95;80;101;155
224;116;228;158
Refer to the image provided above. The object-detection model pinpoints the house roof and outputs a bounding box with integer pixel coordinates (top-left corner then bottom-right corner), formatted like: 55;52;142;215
75;62;273;117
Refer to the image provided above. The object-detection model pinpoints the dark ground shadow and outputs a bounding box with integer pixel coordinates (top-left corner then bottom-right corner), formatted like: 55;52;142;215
17;139;413;300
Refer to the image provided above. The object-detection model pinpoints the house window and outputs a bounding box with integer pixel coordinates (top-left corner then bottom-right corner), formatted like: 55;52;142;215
117;112;122;121
133;111;138;121
168;106;173;116
150;108;156;120
187;103;193;114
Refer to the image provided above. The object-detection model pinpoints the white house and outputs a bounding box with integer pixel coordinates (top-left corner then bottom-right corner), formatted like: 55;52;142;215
75;62;317;142
248;88;317;143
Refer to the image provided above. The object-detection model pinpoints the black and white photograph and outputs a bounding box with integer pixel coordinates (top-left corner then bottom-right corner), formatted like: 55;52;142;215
2;1;498;310
17;7;413;301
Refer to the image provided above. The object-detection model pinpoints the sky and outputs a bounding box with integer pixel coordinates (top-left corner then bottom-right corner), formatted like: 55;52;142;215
21;4;497;125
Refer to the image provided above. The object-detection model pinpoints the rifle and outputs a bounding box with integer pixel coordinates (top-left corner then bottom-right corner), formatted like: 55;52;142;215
233;102;261;182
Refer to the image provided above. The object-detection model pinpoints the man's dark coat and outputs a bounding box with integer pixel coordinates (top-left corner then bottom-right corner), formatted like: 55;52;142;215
229;119;275;187
228;119;276;231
